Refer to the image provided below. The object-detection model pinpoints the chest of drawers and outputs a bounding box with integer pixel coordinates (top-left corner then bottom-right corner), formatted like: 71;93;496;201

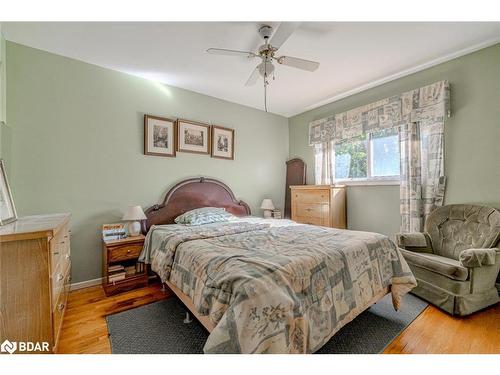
290;185;346;228
0;213;71;353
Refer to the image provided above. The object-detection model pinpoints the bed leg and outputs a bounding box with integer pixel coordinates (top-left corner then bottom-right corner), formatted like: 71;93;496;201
183;311;193;324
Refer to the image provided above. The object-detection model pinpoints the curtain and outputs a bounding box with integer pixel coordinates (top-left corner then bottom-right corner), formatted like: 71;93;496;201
314;141;335;185
309;80;449;233
399;120;446;233
308;81;450;146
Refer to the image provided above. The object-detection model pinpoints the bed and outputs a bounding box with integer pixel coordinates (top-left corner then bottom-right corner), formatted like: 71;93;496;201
139;177;417;353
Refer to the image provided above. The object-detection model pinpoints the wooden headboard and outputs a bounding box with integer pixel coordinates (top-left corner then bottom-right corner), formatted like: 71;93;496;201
142;177;251;233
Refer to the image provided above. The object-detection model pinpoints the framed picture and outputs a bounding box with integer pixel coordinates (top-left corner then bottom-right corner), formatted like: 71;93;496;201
0;159;17;226
211;125;234;160
144;114;176;157
177;119;211;154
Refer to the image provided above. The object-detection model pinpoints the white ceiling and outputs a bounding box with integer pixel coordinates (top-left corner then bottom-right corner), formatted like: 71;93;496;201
3;22;500;117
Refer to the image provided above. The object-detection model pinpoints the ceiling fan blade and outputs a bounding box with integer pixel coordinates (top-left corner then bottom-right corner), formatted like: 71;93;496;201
245;66;261;86
270;22;301;49
277;56;319;72
206;48;256;58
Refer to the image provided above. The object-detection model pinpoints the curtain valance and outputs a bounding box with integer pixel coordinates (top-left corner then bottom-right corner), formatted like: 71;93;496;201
308;80;450;145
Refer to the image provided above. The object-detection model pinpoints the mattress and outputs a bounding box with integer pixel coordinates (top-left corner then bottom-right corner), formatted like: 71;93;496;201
139;217;416;353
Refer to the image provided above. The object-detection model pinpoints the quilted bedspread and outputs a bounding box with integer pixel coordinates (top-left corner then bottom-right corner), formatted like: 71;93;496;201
139;219;416;353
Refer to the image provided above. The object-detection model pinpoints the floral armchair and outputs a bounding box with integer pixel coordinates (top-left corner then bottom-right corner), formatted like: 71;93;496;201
397;204;500;316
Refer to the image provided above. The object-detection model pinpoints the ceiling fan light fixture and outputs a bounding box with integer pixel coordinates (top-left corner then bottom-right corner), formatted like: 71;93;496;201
258;61;275;78
206;22;320;112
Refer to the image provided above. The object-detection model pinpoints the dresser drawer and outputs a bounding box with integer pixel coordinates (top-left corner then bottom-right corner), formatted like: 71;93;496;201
108;243;143;262
50;225;70;273
294;216;325;226
293;190;329;204
51;262;70;309
52;272;70;349
295;203;329;219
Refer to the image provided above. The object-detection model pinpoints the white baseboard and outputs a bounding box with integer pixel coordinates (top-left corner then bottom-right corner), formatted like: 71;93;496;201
70;277;103;291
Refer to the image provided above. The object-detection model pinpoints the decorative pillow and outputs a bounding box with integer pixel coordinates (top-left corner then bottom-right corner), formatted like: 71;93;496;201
174;207;235;225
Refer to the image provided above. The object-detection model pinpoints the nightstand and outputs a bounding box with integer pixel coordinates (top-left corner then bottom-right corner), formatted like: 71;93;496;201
102;235;148;296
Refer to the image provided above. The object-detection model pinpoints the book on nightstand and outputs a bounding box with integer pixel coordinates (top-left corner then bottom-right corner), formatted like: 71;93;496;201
108;264;126;282
102;223;128;241
124;265;137;276
108;264;125;273
109;272;126;282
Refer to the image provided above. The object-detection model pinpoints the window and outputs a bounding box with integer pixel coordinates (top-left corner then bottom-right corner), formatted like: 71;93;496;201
334;128;400;184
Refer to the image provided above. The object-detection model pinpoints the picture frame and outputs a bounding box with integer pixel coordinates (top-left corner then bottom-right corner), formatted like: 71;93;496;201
0;159;17;226
144;114;177;157
211;125;235;160
176;119;211;155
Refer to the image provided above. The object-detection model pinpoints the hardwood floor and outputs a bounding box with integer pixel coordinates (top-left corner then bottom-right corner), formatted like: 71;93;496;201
57;283;169;354
383;302;500;354
58;284;500;354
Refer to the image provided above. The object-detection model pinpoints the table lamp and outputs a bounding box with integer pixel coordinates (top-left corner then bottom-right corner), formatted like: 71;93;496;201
122;205;147;237
260;199;275;219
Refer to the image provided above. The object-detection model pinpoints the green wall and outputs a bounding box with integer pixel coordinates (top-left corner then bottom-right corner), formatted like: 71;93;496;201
0;28;6;158
6;42;289;283
6;40;500;283
289;43;500;238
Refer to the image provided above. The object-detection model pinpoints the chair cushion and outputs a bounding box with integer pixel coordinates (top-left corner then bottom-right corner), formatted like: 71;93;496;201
400;249;469;281
425;204;500;260
409;265;471;295
396;232;433;253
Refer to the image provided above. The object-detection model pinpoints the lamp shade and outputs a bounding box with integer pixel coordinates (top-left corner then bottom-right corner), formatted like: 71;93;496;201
122;205;147;221
260;199;275;210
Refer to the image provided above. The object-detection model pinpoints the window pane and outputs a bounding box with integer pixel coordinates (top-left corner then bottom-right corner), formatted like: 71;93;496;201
335;136;368;179
371;129;400;177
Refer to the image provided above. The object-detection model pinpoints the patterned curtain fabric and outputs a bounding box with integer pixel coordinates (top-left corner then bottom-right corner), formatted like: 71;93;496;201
309;81;450;233
399;81;449;232
308;80;450;146
314;141;335;185
399;115;447;233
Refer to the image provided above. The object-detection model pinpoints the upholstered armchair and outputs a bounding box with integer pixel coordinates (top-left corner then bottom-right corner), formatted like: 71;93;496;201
397;204;500;316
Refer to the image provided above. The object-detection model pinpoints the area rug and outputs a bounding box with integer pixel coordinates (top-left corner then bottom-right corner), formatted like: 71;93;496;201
106;293;427;354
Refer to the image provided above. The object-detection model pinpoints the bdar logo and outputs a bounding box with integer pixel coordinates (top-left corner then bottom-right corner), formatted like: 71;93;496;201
1;339;17;354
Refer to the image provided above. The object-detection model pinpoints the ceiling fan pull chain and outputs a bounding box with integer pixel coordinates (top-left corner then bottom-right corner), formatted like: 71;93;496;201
264;61;269;112
264;77;268;112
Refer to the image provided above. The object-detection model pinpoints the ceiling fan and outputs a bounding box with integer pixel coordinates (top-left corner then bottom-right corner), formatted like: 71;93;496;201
206;23;320;112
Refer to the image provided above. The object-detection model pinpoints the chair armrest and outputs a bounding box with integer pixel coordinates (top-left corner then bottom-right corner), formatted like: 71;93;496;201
460;248;500;293
459;248;499;268
396;232;433;253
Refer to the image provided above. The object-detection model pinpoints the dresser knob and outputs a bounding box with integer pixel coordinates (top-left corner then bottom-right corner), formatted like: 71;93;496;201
65;254;70;260
58;303;65;311
127;250;131;254
57;274;64;281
